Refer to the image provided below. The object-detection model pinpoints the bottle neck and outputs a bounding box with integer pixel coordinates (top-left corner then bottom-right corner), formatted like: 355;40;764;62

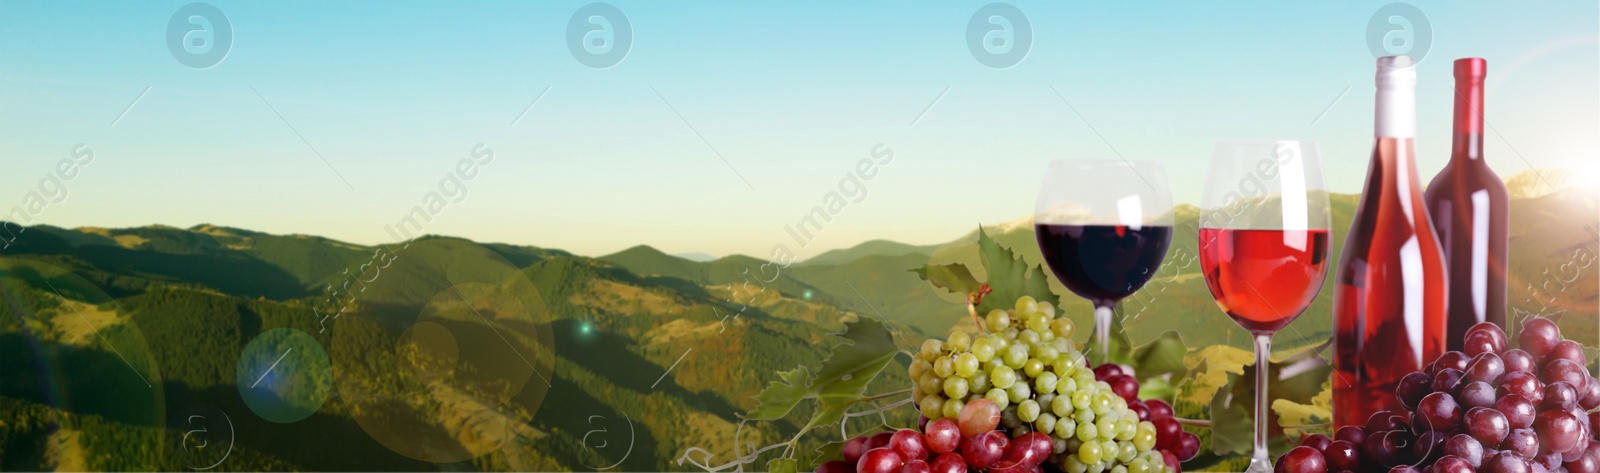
1453;77;1486;163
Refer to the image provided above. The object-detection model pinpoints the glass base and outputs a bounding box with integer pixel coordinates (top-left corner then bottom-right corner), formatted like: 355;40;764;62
1245;455;1273;473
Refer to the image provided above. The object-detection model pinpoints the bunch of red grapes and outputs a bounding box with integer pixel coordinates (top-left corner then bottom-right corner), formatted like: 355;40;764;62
1276;320;1600;473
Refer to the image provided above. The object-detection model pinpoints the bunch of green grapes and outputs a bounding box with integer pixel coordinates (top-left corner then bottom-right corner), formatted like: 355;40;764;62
909;296;1173;473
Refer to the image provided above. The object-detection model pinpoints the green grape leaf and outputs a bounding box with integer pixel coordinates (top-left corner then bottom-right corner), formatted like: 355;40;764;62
974;227;1060;314
1131;330;1190;380
1210;340;1333;457
745;366;815;421
768;458;799;473
810;440;847;471
911;263;982;296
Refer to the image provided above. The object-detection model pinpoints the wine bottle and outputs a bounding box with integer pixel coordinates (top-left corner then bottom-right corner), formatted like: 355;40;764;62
1332;55;1450;428
1425;57;1509;349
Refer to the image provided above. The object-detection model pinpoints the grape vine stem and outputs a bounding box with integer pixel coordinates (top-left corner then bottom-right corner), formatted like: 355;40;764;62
1175;417;1211;428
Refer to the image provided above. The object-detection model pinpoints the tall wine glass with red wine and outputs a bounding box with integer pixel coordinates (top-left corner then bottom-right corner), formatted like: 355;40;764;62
1034;160;1173;364
1198;141;1332;473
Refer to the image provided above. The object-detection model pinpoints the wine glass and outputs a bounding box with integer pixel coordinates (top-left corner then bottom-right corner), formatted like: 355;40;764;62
1198;141;1332;473
1035;160;1174;364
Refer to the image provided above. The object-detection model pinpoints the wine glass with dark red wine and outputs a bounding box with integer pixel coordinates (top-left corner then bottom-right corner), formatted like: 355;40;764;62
1034;160;1173;365
1198;141;1331;473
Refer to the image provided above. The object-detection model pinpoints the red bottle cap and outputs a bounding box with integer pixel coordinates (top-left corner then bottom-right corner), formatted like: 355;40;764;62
1454;57;1487;82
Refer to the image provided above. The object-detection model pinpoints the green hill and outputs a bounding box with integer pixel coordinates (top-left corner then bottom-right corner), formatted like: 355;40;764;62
801;239;939;267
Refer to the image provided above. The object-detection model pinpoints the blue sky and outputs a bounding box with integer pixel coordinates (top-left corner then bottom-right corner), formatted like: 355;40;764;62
1;1;1596;259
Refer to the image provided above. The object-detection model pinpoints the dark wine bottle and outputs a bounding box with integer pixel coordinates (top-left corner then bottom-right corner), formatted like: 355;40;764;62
1332;55;1450;428
1424;57;1510;349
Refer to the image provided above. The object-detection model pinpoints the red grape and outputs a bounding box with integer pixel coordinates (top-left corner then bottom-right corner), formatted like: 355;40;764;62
1464;322;1509;356
845;436;869;464
900;460;931;473
1153;417;1182;450
923;419;961;454
957;399;1000;438
1458;381;1497;410
1535;410;1584;455
1436;455;1476;473
1276;446;1327;473
890;429;929;461
1464;407;1510;446
1565;436;1592;462
1415;431;1448;464
997;439;1042;469
1093;364;1123;381
1518;318;1561;357
1129;399;1152;422
960;431;1006;468
1464;352;1506;385
1581;378;1600;410
1503;349;1536;374
1160;450;1181;472
1368;410;1410;433
1362;430;1409;468
1499;372;1544;402
1497;394;1538;429
1324;439;1361;471
1415;393;1463;432
818;460;852;473
1484;451;1532;473
1544;381;1580;411
918;415;929;432
1397;372;1435;411
928;453;966;473
1433;368;1465;394
1019;432;1053;463
1335;426;1368;446
858;448;904;473
1302;433;1333;452
1444;434;1485;467
1502;429;1539;458
868;432;895;451
1548;340;1588;367
1108;375;1140;402
1175;432;1201;461
1388;466;1420;473
1565;451;1599;473
1542;359;1588;388
1147;399;1174;420
1436;351;1473;373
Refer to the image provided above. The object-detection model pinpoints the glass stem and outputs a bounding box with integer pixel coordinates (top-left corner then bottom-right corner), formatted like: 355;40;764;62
1253;333;1272;465
1094;304;1114;365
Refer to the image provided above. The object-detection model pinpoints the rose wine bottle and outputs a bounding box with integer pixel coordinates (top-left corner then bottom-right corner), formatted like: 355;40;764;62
1425;57;1509;349
1332;55;1450;428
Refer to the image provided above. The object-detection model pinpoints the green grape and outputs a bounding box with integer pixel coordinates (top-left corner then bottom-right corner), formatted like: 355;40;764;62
1112;465;1129;473
1036;346;1060;364
1090;392;1113;416
983;356;1004;371
918;372;942;394
990;365;1017;389
1096;416;1117;440
919;339;943;360
1117;442;1137;463
954;353;980;377
1079;439;1103;464
1003;345;1028;369
909;359;929;380
970;370;990;392
971;338;996;362
919;395;944;417
1065;455;1089;473
1036;371;1059;394
1018;399;1040;422
1051;318;1074;339
985;310;1011;332
947;330;972;352
985;388;1009;409
944;377;969;399
1076;422;1098;442
1052;394;1074;416
1071;390;1093;410
1038;300;1055;317
1023;358;1045;377
933;356;955;378
1089;463;1106;473
941;398;965;419
986;333;1010;351
1129;458;1150;473
1100;440;1118;462
1057;377;1078;395
1132;426;1156;451
1015;295;1038;314
1037;412;1057;434
1115;418;1136;441
1019;329;1042;345
1027;314;1051;334
1007;382;1031;403
1077;408;1096;424
1055;417;1077;439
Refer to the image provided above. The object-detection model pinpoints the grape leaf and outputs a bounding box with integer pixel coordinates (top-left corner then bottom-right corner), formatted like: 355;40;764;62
1131;330;1189;380
768;458;798;473
974;227;1060;314
911;263;981;296
1210;340;1333;457
810;440;846;471
746;366;815;421
742;318;900;440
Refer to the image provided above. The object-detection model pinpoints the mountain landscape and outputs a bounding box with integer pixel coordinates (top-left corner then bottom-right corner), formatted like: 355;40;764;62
0;171;1594;471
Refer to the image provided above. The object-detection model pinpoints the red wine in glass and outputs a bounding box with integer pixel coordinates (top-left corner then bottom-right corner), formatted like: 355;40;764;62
1199;228;1330;334
1036;224;1173;306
